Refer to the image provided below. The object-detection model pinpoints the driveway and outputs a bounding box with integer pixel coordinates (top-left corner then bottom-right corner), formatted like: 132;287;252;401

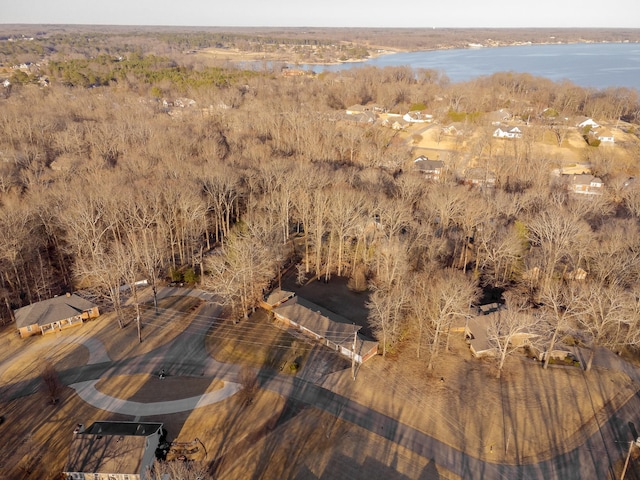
2;287;639;479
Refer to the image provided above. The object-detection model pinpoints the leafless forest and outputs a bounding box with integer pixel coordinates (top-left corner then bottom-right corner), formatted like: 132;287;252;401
2;28;640;374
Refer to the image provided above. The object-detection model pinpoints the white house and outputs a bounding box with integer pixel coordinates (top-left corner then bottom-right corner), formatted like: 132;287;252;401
592;128;615;143
403;111;433;123
493;126;522;139
576;117;601;129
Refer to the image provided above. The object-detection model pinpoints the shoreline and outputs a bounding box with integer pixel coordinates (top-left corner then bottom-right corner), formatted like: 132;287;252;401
200;39;640;68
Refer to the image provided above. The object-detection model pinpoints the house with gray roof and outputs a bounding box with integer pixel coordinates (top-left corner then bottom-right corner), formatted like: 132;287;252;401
64;421;164;480
273;296;378;363
414;156;445;181
14;293;99;338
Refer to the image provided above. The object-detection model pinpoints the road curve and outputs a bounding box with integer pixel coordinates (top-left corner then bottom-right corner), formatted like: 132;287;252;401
2;287;638;479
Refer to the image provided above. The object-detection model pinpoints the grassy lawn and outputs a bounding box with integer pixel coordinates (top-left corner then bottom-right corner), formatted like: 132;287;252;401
95;374;223;402
205;308;310;374
92;295;203;361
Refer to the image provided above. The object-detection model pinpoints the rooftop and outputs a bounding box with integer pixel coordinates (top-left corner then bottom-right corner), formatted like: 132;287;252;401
13;293;97;329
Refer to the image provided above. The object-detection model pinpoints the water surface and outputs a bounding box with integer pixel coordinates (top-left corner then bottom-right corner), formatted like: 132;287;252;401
298;43;640;90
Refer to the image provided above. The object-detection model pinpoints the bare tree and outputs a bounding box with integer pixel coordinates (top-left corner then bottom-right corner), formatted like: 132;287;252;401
575;283;627;371
539;281;580;369
475;220;527;288
366;283;408;357
148;459;211;480
204;220;277;321
237;365;259;407
411;269;478;368
526;208;590;290
41;361;62;405
487;300;537;379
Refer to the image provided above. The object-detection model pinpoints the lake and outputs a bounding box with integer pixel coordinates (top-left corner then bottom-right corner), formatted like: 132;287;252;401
296;43;640;91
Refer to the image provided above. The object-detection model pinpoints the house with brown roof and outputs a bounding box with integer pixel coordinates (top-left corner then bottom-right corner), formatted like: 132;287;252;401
566;174;604;196
465;309;537;358
463;167;497;189
14;293;99;338
273;296;378;363
64;421;164;480
591;128;615;144
259;288;296;310
414;156;445;181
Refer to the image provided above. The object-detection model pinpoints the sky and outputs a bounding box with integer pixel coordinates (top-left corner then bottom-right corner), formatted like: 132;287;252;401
2;0;639;28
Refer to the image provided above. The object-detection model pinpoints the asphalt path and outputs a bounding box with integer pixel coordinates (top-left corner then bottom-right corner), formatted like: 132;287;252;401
2;288;638;479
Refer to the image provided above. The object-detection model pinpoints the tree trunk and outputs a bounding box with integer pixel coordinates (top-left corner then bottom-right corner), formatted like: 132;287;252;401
497;349;508;378
585;349;595;372
543;328;559;370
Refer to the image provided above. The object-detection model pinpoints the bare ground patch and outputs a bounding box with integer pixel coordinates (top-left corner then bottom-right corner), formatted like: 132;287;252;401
95;374;223;402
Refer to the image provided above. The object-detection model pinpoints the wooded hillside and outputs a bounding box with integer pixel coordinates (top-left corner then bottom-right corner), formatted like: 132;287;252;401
2;32;640;373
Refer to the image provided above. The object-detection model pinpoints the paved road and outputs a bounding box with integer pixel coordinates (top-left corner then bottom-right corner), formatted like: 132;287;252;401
3;288;639;479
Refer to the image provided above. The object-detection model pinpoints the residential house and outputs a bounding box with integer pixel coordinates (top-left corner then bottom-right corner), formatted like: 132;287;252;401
346;111;377;124
441;123;465;136
259;289;296;310
402;111;433;123
14;293;99;338
493;126;523;139
591;128;615;144
173;98;196;108
414;156;445;181
64;421;164;480
566;174;604;196
575;117;601;129
273;297;378;363
564;267;588;281
345;104;367;115
281;68;309;77
465;309;537;358
465;315;494;357
390;118;409;130
486;109;512;125
463;167;497;189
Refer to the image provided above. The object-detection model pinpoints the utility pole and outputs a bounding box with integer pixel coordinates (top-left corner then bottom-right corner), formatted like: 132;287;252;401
620;439;637;480
351;325;357;381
